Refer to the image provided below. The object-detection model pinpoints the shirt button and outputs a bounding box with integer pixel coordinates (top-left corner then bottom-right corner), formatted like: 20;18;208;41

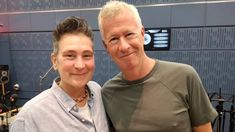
73;107;78;111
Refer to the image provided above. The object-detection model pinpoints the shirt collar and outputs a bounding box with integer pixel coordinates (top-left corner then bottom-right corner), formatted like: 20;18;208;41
51;77;96;112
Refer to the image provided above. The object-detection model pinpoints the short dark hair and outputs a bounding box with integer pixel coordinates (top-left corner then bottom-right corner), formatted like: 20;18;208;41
52;16;94;54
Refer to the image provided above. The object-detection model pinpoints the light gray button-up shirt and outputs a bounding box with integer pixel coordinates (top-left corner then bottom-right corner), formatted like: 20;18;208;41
10;78;109;132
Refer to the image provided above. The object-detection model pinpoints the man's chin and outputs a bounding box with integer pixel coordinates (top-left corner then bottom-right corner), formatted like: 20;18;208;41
119;63;135;71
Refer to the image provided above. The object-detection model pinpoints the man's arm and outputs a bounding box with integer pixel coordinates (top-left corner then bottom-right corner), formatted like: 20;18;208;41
193;122;213;132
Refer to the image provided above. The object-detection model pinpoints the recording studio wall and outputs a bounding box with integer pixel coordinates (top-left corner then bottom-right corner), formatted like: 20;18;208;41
0;0;234;123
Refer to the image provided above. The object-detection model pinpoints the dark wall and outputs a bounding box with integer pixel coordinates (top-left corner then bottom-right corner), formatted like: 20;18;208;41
0;1;234;130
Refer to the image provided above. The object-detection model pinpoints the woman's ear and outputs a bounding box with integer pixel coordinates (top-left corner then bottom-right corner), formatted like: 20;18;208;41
51;53;57;70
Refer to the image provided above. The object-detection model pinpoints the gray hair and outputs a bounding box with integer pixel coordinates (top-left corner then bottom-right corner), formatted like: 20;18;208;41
98;1;142;36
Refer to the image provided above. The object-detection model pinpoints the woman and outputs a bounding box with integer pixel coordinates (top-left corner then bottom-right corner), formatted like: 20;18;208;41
10;16;109;132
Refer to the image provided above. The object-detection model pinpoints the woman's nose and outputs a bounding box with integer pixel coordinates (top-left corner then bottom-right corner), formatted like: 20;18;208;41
74;58;85;70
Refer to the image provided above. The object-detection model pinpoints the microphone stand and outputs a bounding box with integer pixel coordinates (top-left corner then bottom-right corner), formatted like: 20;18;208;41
229;95;234;132
39;66;53;92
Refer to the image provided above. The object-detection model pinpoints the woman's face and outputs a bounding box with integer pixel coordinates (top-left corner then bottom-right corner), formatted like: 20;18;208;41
51;33;95;90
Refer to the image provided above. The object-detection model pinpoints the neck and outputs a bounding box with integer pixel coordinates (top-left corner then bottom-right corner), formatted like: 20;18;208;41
58;82;87;100
122;57;155;81
73;87;88;101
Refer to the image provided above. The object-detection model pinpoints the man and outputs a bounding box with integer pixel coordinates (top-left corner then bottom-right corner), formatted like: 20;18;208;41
98;1;217;132
10;16;109;132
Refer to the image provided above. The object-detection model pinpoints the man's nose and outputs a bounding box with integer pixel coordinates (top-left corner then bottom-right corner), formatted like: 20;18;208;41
119;37;130;52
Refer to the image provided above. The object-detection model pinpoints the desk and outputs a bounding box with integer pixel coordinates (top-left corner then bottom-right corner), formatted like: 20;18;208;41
0;108;20;126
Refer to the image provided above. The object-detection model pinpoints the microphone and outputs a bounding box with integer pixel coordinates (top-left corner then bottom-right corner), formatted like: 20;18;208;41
39;66;53;92
39;66;53;80
13;84;20;92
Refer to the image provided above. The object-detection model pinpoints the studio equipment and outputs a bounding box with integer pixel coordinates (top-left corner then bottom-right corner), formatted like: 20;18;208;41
0;65;9;96
209;88;235;132
39;66;53;92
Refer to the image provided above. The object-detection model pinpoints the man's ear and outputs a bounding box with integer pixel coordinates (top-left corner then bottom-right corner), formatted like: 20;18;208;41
51;53;57;70
141;26;145;37
140;26;145;43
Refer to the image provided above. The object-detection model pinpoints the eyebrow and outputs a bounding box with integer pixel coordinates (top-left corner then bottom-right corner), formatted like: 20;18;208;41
62;50;76;54
63;49;93;54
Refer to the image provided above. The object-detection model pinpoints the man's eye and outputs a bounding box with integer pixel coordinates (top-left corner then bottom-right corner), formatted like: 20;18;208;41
126;33;135;38
109;38;118;45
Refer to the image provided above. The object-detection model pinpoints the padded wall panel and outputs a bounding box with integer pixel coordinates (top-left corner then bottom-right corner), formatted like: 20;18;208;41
29;0;54;11
7;0;29;12
55;0;108;9
30;32;53;50
17;90;43;106
93;31;105;51
109;60;120;79
171;3;206;27
55;11;81;25
201;51;235;94
171;28;203;49
206;1;235;26
0;14;9;33
31;12;56;31
0;0;7;12
138;6;171;28
9;33;32;50
76;0;107;8
0;34;11;65
124;0;203;5
10;50;55;92
94;51;111;85
31;51;57;91
9;33;33;50
9;13;31;32
0;33;9;42
10;51;35;91
55;0;80;9
30;51;51;91
80;10;99;30
54;0;107;9
204;27;235;49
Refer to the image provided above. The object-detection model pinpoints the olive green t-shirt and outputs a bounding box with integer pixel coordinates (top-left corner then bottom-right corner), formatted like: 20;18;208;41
102;60;217;132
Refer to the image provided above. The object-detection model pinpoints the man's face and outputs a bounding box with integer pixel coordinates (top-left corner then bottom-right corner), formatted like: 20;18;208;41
51;33;95;90
101;9;145;71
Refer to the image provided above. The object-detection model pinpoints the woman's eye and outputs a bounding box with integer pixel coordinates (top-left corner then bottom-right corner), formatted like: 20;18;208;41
65;54;75;59
83;54;93;59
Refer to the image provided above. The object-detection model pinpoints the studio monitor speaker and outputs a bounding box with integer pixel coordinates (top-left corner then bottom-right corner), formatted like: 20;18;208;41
0;65;9;85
